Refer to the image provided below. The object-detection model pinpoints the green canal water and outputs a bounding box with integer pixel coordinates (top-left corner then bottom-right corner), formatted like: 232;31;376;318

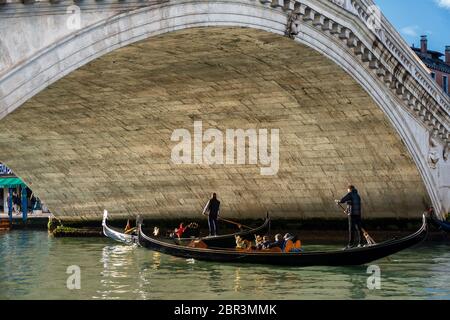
1;230;450;300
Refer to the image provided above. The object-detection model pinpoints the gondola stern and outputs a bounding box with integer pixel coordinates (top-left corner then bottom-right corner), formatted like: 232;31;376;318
423;213;428;231
420;213;429;239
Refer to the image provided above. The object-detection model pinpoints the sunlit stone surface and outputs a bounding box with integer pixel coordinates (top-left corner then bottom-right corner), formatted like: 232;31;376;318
0;28;429;219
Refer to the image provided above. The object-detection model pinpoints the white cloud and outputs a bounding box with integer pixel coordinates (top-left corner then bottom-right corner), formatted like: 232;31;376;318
401;25;420;37
436;0;450;9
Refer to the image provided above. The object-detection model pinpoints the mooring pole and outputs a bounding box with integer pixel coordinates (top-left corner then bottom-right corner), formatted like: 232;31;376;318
21;185;27;223
8;188;13;224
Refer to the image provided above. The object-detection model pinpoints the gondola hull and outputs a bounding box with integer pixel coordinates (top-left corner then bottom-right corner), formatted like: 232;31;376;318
102;211;269;248
429;214;450;232
102;210;138;245
138;215;428;267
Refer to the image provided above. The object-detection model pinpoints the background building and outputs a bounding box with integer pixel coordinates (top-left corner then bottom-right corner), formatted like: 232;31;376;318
0;163;48;219
412;36;450;95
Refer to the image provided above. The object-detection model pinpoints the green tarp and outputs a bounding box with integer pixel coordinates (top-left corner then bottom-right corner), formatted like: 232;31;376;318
0;177;26;188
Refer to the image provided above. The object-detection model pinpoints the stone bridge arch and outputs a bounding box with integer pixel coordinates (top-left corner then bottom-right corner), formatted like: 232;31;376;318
0;0;448;219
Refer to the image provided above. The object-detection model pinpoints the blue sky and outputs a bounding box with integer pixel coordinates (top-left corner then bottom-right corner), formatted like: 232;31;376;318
376;0;450;52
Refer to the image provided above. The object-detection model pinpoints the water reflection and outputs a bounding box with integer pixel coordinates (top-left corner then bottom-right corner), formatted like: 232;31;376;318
152;252;161;270
97;244;138;299
0;231;52;299
2;231;450;300
234;268;241;292
414;245;450;299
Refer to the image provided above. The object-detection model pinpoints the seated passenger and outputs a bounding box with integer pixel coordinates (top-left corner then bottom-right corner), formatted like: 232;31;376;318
235;235;251;249
174;223;187;238
183;222;200;238
283;233;303;253
188;239;208;249
254;235;264;250
261;236;271;249
268;234;285;249
283;233;298;242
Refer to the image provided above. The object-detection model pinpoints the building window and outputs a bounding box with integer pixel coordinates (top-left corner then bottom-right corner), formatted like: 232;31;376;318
444;76;449;94
431;72;436;79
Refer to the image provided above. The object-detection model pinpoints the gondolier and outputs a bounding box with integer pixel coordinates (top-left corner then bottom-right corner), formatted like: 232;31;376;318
202;193;220;236
335;185;363;249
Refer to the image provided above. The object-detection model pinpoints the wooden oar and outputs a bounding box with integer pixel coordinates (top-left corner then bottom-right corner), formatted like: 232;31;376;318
337;202;349;217
202;211;252;230
124;227;136;235
218;217;252;230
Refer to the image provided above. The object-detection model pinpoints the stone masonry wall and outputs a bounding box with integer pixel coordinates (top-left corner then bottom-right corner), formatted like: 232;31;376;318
0;27;430;220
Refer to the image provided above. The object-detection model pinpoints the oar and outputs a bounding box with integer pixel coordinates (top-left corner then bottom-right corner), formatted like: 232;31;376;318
218;217;252;230
337;203;350;217
124;227;136;235
202;211;252;230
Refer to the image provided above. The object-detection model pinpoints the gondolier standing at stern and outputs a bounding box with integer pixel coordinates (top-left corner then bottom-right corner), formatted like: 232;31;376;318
202;193;221;236
335;185;363;249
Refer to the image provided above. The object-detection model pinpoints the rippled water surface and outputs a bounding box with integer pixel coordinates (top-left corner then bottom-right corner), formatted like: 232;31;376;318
1;230;450;300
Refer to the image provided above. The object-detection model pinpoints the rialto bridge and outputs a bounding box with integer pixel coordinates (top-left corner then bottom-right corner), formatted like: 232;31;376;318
0;0;449;220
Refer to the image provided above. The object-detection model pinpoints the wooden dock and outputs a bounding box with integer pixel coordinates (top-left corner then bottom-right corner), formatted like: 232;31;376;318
0;218;11;231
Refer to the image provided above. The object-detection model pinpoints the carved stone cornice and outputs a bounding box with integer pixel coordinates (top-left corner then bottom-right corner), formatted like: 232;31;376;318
278;0;450;149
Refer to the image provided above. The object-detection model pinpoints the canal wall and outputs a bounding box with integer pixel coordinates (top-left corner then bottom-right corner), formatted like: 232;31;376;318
7;214;449;242
8;214;434;232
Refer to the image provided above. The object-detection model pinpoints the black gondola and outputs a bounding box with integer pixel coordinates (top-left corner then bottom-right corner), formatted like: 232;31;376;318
137;215;428;267
173;214;271;248
102;210;138;245
103;210;270;248
428;211;450;232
